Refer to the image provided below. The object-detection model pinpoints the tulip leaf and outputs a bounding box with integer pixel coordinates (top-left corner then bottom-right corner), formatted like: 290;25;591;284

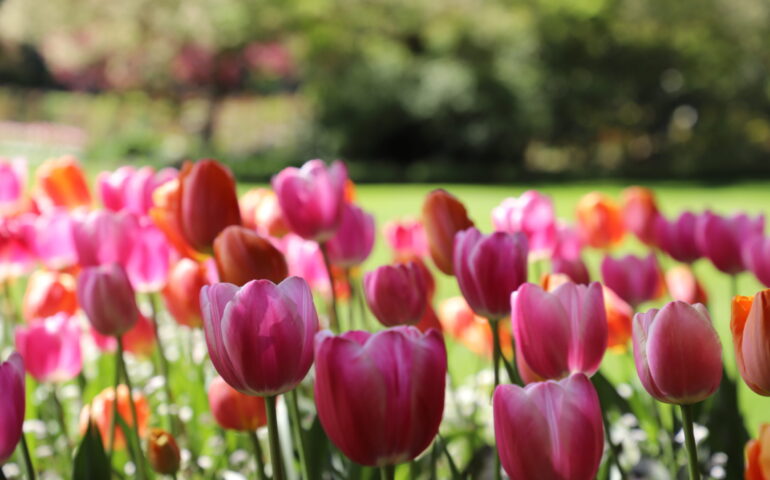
304;416;330;479
702;373;749;480
73;419;111;480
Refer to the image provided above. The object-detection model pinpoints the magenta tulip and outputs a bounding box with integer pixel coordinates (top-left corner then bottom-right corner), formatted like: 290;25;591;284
493;373;604;480
600;253;664;308
454;227;528;320
653;212;701;264
77;263;140;337
272;159;348;242
200;277;318;395
382;218;429;261
551;257;590;284
492;191;557;258
0;352;25;464
15;313;82;383
325;203;375;268
695;211;764;275
98;165;176;215
743;234;770;287
0;157;26;213
633;301;722;404
363;262;428;327
125;217;171;292
314;327;446;467
511;282;607;381
279;234;331;295
72;209;137;267
551;222;583;261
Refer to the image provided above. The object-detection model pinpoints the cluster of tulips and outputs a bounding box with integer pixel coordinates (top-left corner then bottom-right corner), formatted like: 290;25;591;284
1;155;770;480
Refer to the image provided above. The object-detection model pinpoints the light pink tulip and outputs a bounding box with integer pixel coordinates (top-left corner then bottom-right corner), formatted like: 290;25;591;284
0;157;26;213
382;218;429;261
314;327;446;466
363;262;428;327
126;216;171;292
695;211;764;275
600;253;664;308
279;234;330;295
633;301;722;404
26;208;78;269
653;212;701;264
72;209;137;267
551;222;583;261
77;263;140;337
0;352;25;464
325;203;375;268
200;277;318;395
665;265;708;305
98;165;177;215
511;282;607;381
492;191;557;258
493;373;604;480
15;313;82;383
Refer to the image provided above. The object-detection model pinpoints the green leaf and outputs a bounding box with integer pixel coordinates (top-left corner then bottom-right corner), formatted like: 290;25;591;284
73;419;111;480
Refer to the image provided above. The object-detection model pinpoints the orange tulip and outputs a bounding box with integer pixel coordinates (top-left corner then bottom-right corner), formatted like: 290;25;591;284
22;270;78;322
162;258;211;328
732;290;770;395
621;186;659;246
149;179;198;259
422;189;474;275
541;273;572;292
603;286;633;350
207;376;267;431
576;192;625;249
437;296;511;358
746;424;770;480
35;156;91;210
239;188;289;237
213;226;288;286
147;428;181;475
79;385;150;450
666;265;708;305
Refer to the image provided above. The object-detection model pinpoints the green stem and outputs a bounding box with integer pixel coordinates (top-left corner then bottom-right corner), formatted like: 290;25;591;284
107;344;122;464
680;404;700;480
319;242;339;332
148;294;179;435
117;337;148;480
379;465;395;480
265;395;285;480
487;318;501;389
345;268;357;330
287;390;310;479
20;434;36;480
51;387;72;450
248;431;266;480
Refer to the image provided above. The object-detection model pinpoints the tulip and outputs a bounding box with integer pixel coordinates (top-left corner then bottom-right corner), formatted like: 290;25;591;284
621;186;659;246
98;166;176;215
23;270;78;321
162;258;211;328
146;428;181;476
653;212;701;264
34;155;92;210
731;290;770;395
363;262;428;327
493;373;604;480
666;265;708;305
633;301;722;404
745;424;770;480
437;296;512;358
314;327;447;467
695;211;764;275
201;277;318;395
213;226;288;286
382;218;429;262
79;385;150;450
239;188;289;237
511;282;607;380
177;159;242;253
551;222;583;261
551;257;590;285
0;215;35;281
454;227;528;320
492;191;557;258
26;208;78;270
603;286;633;350
125;217;171;292
0;352;25;464
149;178;198;258
272;159;348;242
77;263;140;337
15;313;82;382
208;376;267;431
575;192;624;248
325;204;375;268
422;189;474;275
72;209;137;267
279;234;331;295
601;253;665;308
0;157;26;214
743;234;770;288
90;313;157;357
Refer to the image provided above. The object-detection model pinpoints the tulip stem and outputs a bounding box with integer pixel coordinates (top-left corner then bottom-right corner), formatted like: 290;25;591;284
345;268;357;330
379;465;395;480
265;395;285;480
117;336;148;480
20;434;36;480
319;242;340;332
148;293;180;436
51;387;72;449
287;389;311;479
680;404;700;480
107;345;122;465
248;431;266;480
487;318;502;388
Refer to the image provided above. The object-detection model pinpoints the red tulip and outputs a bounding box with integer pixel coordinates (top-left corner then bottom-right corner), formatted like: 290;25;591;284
0;352;25;463
600;253;665;308
325;203;375;268
213;225;288;286
23;270;78;321
575;192;624;249
79;385;150;451
363;262;428;327
745;424;770;480
34;156;92;210
696;211;764;275
162;258;211;328
665;265;708;305
653;212;701;264
422;189;474;275
149;178;198;258
621;186;659;246
732;290;770;396
0;215;36;281
146;428;181;476
207;376;267;431
314;327;446;466
77;263;140;337
603;286;633;350
15;313;82;382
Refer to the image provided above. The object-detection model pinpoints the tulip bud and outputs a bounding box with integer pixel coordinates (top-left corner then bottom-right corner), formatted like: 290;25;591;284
149;178;198;258
575;192;624;249
745;424;770;480
125;217;172;293
79;385;150;451
77;263;140;337
23;270;78;321
696;211;764;275
621;186;659;245
363;262;428;327
732;290;770;396
147;428;181;475
239;188;289;237
666;265;708;305
208;376;267;431
653;212;701;264
743;234;770;288
28;208;78;270
633;301;722;404
382;218;429;262
603;285;633;350
122;314;157;358
437;296;511;358
601;253;665;308
492;190;557;258
0;352;25;463
422;189;474;275
72;209;138;268
325;204;375;268
15;313;83;383
551;257;590;285
162;258;211;328
213;226;288;286
35;155;92;210
98;166;176;215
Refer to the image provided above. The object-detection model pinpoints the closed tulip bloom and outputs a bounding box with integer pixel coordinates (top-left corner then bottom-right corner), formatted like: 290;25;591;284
15;313;82;382
363;262;428;327
438;296;512;358
551;257;590;285
696;211;764;275
666;265;708;305
34;156;92;210
0;157;26;214
77;263;140;337
72;209;137;267
239;188;289;237
601;253;665;308
512;282;607;380
208;376;267;431
492;191;557;258
90;313;156;356
178;159;242;253
201;277;318;395
272;159;348;242
621;186;659;246
0;215;36;281
552;222;583;261
149;178;198;259
28;208;78;270
454;227;528;320
745;424;770;480
325;204;375;268
0;352;25;464
125;217;171;292
653;212;701;264
422;189;474;275
279;234;332;295
382;218;429;262
98;166;176;215
23;270;78;321
314;327;447;467
633;301;722;404
146;428;181;476
743;234;770;288
732;290;770;396
603;286;633;350
213;226;288;286
575;192;625;249
493;373;604;480
79;385;150;450
162;258;211;328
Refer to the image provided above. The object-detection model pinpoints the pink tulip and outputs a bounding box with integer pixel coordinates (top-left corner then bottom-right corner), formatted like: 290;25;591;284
125;217;171;292
98;165;176;215
15;313;82;383
0;157;26;214
382;218;429;261
0;215;35;281
27;208;78;269
363;262;428;327
551;222;583;261
314;327;446;466
695;211;764;275
511;282;607;381
0;352;25;464
551;257;590;284
325;203;375;268
454;227;528;320
653;212;701;264
743;234;770;288
665;265;708;305
493;373;604;480
272;159;348;242
492;191;557;258
200;277;318;395
77;263;140;337
279;234;330;295
72;209;137;267
633;301;722;404
600;253;664;308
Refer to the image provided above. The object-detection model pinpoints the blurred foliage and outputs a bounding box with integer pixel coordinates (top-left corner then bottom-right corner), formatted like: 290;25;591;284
0;0;770;180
